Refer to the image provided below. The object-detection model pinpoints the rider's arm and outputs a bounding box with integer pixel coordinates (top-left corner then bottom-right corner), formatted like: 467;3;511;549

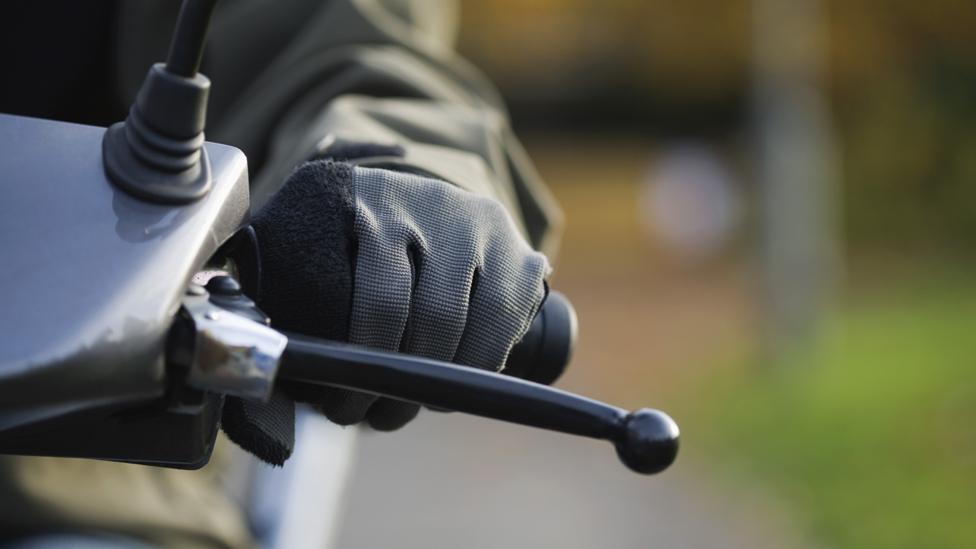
176;0;565;458
197;0;561;256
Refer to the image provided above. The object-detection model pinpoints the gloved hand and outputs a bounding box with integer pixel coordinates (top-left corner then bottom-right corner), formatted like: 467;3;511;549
236;159;549;445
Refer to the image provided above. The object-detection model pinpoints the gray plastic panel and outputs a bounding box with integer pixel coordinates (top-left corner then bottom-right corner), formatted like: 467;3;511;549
0;114;249;430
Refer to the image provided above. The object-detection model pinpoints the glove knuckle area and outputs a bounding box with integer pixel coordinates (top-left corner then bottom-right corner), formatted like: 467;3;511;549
468;193;510;225
348;164;548;370
350;166;471;353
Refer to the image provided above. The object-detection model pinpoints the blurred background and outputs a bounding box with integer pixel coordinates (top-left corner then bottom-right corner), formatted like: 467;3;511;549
336;1;976;548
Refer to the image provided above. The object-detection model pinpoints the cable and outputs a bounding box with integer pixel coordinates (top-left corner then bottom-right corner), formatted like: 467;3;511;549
166;0;221;77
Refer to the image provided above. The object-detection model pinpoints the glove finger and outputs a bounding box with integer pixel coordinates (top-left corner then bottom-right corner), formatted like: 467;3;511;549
453;247;549;371
392;251;476;425
316;388;380;426
366;398;421;431
348;172;416;352
400;253;476;362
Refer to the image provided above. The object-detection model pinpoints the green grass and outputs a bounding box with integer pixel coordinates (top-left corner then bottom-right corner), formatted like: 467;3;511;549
689;278;976;548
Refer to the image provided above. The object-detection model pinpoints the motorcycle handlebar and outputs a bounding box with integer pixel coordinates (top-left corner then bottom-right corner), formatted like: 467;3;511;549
504;291;577;385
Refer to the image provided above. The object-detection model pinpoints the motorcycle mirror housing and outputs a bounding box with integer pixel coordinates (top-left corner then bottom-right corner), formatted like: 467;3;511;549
0;113;248;466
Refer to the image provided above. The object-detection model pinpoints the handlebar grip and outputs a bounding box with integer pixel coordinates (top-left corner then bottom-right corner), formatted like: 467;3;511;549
505;291;578;385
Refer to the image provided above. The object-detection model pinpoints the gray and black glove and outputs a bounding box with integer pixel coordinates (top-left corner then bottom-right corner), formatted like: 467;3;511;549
223;159;549;461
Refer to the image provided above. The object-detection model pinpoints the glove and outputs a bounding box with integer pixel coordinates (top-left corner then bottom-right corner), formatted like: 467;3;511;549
250;159;549;432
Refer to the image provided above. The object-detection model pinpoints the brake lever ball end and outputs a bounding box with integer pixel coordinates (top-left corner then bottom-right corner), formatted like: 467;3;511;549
614;408;680;475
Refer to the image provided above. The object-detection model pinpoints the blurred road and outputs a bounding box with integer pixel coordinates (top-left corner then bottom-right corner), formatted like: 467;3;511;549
334;412;802;549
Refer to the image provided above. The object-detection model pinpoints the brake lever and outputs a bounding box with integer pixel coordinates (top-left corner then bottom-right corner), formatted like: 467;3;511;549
277;334;679;475
180;290;679;473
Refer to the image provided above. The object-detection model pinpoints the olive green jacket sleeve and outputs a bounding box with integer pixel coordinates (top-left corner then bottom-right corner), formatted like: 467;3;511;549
115;0;562;256
230;0;564;257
